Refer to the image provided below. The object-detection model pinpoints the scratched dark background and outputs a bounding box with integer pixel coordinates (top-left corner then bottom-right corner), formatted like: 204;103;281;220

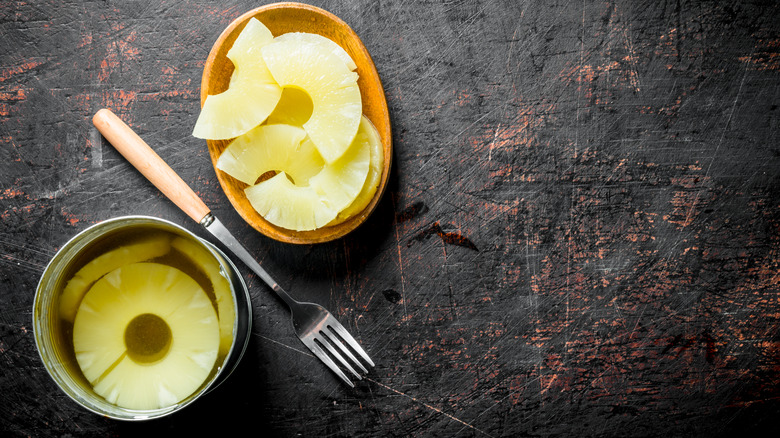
2;0;780;436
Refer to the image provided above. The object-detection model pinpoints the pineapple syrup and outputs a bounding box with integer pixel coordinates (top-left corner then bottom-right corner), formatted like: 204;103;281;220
52;223;235;410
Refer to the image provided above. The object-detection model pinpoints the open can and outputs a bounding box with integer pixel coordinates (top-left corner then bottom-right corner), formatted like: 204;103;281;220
33;216;252;420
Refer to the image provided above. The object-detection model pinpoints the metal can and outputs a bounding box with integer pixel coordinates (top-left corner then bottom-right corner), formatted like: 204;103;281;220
33;216;251;420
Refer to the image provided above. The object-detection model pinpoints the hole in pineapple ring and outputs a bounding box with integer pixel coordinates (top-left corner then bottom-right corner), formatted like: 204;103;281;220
255;170;297;186
124;313;172;364
266;86;313;126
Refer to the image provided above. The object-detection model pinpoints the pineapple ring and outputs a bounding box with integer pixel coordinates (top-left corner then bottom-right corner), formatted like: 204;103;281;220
307;116;372;211
216;124;324;186
261;36;361;163
192;18;282;140
73;262;219;411
245;117;375;231
59;233;171;322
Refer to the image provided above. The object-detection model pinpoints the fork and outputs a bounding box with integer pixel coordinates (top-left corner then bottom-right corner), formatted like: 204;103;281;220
271;274;375;386
93;108;374;387
203;211;375;387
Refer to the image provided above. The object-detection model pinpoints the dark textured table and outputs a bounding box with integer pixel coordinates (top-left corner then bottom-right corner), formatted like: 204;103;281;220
2;1;780;436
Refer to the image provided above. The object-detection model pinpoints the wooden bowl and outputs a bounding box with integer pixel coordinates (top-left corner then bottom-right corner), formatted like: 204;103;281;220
200;2;392;244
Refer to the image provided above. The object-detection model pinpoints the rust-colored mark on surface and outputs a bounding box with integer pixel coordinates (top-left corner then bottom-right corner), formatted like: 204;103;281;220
60;208;80;226
408;222;478;251
702;331;717;364
656;27;679;69
101;89;137;113
98;30;141;81
0;188;26;200
0;59;44;82
78;32;93;49
454;89;471;107
662;332;718;363
0;84;28;117
739;39;780;71
1;204;36;221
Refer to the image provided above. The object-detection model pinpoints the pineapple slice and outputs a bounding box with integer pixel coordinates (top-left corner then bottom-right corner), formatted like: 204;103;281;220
246;172;340;231
170;237;235;358
274;32;358;71
226;18;273;67
329;116;384;225
308;118;372;210
266;31;360;127
262;37;361;163
192;18;282;140
245;117;372;231
216;124;324;186
59;233;171;322
73;262;219;410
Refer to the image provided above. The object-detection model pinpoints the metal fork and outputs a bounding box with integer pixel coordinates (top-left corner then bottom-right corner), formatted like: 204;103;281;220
282;290;375;386
204;214;375;387
93;108;374;387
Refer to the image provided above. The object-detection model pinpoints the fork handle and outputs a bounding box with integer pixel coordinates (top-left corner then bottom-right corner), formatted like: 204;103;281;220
92;108;211;224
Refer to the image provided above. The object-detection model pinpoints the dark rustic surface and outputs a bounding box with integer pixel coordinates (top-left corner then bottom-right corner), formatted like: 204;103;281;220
2;0;780;437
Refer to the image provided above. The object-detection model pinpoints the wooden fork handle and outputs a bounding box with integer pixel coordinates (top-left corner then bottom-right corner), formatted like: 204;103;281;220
92;108;211;223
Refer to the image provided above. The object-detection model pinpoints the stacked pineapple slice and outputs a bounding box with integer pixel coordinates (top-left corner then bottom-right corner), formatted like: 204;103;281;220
193;18;383;232
59;234;171;322
66;233;236;411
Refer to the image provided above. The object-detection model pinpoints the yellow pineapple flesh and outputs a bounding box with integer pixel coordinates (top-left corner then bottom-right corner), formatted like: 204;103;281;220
261;37;361;163
59;233;171;322
245;172;339;231
72;262;219;411
193;18;281;140
244;119;371;231
308;122;371;212
274;32;357;71
266;86;314;126
170;237;235;358
215;124;324;186
329;116;384;225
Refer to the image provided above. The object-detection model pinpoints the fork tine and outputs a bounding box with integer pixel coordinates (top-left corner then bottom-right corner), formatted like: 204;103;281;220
301;337;354;388
327;318;375;367
317;332;362;380
325;326;368;374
